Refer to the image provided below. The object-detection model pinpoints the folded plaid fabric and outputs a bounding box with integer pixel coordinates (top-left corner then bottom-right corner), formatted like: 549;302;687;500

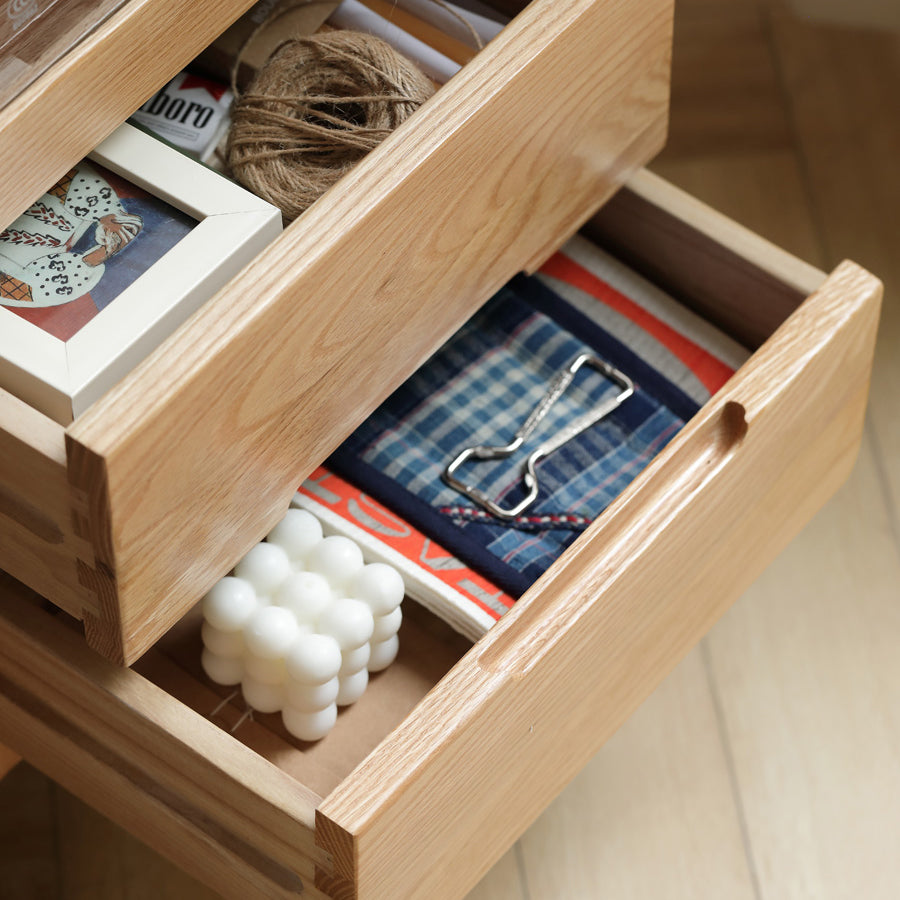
537;234;750;404
328;272;707;598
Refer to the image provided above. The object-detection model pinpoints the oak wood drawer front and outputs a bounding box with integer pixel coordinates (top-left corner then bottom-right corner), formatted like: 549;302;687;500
0;174;882;900
0;0;674;665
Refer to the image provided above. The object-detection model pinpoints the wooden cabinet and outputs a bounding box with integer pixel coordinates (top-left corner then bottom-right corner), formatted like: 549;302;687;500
0;0;674;665
0;2;882;898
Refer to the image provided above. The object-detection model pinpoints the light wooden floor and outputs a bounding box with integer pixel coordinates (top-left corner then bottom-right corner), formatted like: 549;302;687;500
2;1;898;897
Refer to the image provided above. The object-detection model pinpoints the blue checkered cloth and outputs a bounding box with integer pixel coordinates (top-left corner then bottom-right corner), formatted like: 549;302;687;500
328;274;699;597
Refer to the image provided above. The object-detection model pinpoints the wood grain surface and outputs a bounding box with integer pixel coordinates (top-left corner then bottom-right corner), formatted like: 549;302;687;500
65;0;673;664
0;0;128;113
485;5;900;898
586;169;824;347
0;388;95;619
0;0;256;231
315;255;880;899
1;2;898;899
0;577;328;899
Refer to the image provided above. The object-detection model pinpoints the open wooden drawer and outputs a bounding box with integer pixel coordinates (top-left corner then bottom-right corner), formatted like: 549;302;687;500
0;0;674;665
0;172;882;899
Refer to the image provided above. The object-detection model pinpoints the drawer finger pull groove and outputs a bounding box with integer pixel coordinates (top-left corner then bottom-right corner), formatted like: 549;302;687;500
478;397;750;679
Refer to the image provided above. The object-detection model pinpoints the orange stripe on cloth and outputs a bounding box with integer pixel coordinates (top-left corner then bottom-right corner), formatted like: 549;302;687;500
540;252;736;395
299;468;515;621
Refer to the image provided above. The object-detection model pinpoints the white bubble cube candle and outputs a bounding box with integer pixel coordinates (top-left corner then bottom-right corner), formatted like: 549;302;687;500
201;509;404;741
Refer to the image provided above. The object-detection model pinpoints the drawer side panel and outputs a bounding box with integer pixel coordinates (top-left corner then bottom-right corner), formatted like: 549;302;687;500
0;580;327;896
586;169;826;346
0;389;95;619
316;262;881;900
67;0;675;664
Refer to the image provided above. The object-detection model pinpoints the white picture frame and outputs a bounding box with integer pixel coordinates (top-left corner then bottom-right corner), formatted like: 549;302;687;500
0;122;282;424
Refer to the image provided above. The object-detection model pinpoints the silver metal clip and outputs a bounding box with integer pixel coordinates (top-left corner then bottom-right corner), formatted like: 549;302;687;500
442;353;634;521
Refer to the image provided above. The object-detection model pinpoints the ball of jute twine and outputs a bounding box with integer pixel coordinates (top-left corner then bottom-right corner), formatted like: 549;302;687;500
227;30;437;221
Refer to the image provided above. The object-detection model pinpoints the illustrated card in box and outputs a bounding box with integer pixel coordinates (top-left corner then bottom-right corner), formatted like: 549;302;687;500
0;123;282;424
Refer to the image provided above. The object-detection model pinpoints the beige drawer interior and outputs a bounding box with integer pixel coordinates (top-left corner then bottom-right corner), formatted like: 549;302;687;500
0;0;674;665
0;171;881;900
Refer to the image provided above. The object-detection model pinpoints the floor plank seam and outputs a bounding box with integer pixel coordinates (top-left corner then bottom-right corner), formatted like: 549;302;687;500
760;4;835;268
863;414;900;559
699;639;764;900
513;840;533;900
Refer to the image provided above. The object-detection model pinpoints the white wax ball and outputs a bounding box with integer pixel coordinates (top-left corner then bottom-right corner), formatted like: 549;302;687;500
307;536;364;589
267;509;322;562
244;653;287;685
337;668;369;706
338;643;371;676
282;704;337;742
276;572;332;623
244;606;300;660
368;635;400;673
202;576;257;632
318;598;374;650
201;648;244;686
352;563;405;616
234;542;291;597
372;606;403;642
242;676;284;714
285;632;342;684
284;676;339;711
201;621;245;658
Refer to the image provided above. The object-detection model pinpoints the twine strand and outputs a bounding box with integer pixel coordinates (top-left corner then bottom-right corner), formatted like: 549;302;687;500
225;0;485;220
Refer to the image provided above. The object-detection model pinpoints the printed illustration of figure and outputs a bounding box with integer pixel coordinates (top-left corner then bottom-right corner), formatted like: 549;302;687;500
0;163;144;308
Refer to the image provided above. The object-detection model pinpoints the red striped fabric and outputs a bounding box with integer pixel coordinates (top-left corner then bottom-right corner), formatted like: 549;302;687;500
299;468;515;622
540;251;736;394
